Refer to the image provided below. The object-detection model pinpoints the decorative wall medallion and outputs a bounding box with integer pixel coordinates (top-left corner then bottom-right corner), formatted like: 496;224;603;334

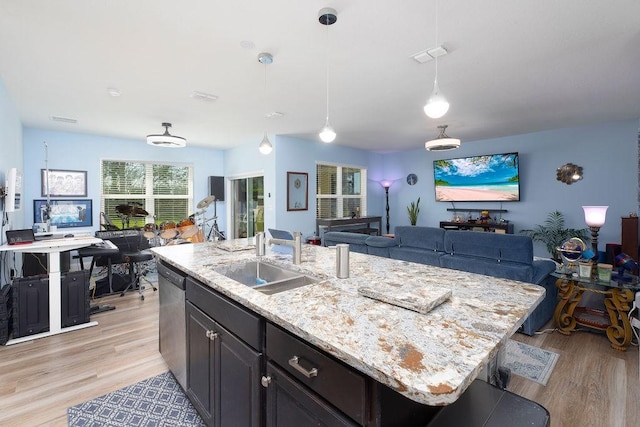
406;173;418;185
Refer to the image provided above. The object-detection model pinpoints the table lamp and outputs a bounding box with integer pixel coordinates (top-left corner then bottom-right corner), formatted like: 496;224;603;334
582;206;608;279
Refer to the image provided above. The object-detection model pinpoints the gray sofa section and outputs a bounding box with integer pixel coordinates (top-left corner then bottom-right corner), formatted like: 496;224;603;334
323;226;557;336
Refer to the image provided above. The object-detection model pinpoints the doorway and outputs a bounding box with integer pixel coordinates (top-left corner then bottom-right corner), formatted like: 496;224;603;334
230;175;264;239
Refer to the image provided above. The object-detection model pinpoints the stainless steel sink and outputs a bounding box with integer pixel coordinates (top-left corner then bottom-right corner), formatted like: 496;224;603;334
214;260;321;294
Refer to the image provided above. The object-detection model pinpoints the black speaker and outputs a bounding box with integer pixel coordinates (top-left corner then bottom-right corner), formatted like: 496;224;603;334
209;176;225;201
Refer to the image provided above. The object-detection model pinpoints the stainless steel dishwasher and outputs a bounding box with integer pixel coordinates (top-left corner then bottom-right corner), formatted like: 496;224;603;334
158;260;187;390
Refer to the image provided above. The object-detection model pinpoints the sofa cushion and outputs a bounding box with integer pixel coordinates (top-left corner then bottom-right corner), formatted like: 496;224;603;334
365;236;398;248
389;246;443;267
439;255;534;283
323;231;369;254
444;231;533;265
395;226;446;252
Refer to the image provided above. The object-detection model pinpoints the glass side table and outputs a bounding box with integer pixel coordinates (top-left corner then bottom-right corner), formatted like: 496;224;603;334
552;269;639;351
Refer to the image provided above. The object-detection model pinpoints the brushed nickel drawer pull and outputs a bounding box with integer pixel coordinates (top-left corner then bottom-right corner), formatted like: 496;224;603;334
205;330;218;341
261;375;272;388
288;356;318;378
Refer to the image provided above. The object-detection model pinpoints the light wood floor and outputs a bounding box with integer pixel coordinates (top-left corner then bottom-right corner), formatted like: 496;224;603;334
510;324;639;427
1;283;638;427
0;286;167;426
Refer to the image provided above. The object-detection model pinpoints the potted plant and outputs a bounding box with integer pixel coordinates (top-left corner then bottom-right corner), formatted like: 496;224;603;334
407;197;421;226
521;210;590;261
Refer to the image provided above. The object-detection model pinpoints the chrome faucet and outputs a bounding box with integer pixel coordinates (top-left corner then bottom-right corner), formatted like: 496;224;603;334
255;232;266;257
268;231;302;265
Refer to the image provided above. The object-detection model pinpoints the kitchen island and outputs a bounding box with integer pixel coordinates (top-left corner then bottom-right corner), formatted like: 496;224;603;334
152;239;545;424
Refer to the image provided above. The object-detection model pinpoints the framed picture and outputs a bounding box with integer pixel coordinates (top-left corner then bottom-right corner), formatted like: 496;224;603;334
287;171;308;211
41;169;87;197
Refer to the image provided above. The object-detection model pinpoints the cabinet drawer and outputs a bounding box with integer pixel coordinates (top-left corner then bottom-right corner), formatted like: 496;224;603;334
186;277;263;350
266;323;367;425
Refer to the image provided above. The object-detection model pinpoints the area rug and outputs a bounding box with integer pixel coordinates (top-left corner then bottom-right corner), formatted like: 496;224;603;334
67;371;204;427
502;339;559;386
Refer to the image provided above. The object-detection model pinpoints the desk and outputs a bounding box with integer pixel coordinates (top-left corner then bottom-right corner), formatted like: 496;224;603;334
316;216;382;237
552;270;639;351
0;236;102;345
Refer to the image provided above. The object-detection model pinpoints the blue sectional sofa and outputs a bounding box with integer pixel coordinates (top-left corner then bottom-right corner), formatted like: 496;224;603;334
323;226;557;335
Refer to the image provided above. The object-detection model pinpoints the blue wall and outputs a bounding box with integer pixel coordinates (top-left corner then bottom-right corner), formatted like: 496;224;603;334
382;119;639;256
272;136;385;238
2;75;639;258
0;78;24;232
22;128;226;235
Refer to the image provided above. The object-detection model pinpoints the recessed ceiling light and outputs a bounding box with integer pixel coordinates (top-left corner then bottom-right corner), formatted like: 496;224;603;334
191;91;218;102
107;87;121;97
265;112;284;118
49;115;78;124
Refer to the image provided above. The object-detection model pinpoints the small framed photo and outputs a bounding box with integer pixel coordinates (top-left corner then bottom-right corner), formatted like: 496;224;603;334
41;169;87;197
287;171;308;211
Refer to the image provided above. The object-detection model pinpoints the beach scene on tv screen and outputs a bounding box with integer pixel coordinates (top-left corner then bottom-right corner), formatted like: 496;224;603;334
434;153;519;201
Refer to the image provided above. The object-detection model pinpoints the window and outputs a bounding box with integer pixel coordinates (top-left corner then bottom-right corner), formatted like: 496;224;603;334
316;163;367;219
101;160;193;228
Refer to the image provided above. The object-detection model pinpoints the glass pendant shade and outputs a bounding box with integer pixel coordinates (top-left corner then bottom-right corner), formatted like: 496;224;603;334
258;132;273;154
319;119;336;143
423;80;450;119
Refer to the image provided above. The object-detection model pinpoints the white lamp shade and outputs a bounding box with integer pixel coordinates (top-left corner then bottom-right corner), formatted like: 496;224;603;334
582;206;608;227
423;81;450;119
319;121;336;143
381;180;392;189
258;133;273;154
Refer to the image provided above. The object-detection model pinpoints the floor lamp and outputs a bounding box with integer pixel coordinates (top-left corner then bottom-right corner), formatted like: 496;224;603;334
582;206;608;279
381;181;392;234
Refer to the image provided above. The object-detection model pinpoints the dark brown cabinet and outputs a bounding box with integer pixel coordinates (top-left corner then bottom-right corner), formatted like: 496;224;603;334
182;277;439;426
264;362;357;427
186;296;262;426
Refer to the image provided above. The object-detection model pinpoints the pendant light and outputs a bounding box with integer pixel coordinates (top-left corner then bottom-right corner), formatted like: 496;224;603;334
425;125;460;151
318;7;337;143
146;122;186;147
423;0;450;119
258;52;273;155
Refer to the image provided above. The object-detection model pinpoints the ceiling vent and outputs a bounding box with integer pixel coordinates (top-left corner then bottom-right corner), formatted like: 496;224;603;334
49;115;78;124
410;45;448;64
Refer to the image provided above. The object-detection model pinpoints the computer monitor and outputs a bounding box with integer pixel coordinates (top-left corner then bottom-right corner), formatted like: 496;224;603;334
33;199;93;229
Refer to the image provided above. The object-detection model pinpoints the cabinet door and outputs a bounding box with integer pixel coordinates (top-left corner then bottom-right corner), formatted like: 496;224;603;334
265;362;357;427
186;302;217;426
218;322;263;427
187;301;263;427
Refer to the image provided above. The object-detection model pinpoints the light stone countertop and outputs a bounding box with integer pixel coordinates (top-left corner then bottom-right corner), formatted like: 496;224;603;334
151;240;545;406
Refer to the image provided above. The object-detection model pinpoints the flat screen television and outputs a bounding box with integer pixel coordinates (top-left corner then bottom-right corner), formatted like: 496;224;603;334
33;199;93;228
433;152;520;202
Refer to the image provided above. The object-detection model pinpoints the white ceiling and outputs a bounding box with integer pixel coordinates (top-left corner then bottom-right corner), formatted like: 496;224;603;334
1;0;639;153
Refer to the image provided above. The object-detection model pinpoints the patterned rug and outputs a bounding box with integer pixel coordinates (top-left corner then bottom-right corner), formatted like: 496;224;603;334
503;339;559;386
67;372;204;427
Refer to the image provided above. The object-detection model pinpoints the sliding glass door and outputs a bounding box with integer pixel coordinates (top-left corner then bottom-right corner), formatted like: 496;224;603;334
230;175;264;239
